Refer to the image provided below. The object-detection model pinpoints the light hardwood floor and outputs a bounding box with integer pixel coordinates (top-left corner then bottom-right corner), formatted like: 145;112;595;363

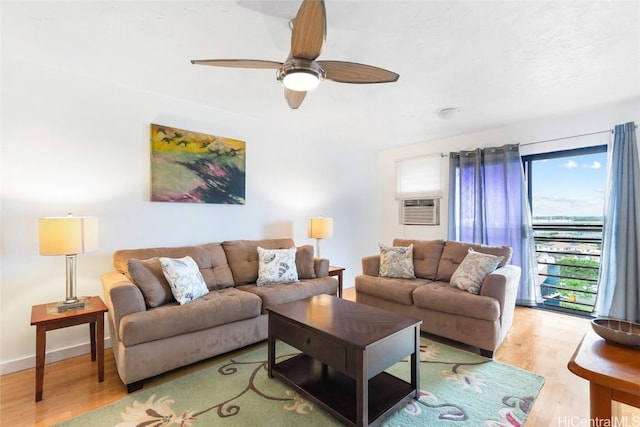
1;288;637;426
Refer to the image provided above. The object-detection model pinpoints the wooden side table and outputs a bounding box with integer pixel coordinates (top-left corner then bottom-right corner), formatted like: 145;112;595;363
30;296;108;402
568;329;640;420
328;266;345;298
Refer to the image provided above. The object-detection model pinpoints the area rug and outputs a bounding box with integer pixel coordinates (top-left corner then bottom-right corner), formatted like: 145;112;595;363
55;338;544;427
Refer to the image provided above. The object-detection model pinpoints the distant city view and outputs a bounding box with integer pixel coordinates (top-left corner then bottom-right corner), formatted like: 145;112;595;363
528;149;608;313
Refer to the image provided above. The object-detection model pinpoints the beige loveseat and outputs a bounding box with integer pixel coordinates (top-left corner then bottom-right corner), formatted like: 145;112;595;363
355;239;521;357
102;238;337;392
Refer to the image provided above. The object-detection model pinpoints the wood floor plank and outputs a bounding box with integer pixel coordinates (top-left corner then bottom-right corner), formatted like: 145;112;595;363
1;288;637;426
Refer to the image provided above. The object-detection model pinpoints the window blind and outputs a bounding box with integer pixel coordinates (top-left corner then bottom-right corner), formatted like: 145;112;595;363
395;155;442;199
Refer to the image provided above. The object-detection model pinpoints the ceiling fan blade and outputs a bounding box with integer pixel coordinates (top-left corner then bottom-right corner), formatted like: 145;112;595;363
284;88;307;109
318;61;399;83
291;0;326;60
191;59;282;69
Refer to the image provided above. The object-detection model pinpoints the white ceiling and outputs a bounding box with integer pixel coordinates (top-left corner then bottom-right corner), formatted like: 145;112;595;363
2;1;640;149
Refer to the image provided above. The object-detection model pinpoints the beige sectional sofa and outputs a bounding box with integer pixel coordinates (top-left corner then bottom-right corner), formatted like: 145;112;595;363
102;238;337;392
355;239;521;357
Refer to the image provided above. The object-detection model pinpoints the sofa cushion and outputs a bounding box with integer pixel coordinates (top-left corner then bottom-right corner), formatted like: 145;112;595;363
114;243;235;291
436;241;512;282
257;247;299;285
118;288;262;346
127;257;173;308
296;245;316;279
354;274;430;306
118;287;262;346
222;239;295;285
450;249;504;294
379;243;415;278
393;239;445;280
412;281;500;321
237;278;338;313
159;256;209;305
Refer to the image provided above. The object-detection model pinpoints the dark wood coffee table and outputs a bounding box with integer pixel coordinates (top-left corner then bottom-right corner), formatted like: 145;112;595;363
267;294;421;427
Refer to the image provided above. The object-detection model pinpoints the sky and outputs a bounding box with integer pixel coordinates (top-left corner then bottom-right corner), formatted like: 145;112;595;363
531;151;608;219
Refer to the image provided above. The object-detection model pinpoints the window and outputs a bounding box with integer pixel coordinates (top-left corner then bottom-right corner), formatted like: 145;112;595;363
522;146;607;315
395;155;442;199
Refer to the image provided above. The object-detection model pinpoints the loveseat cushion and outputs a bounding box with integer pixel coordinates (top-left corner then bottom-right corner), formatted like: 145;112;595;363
412;281;500;321
114;242;235;292
354;275;430;306
435;241;512;282
296;245;316;279
393;239;445;280
222;239;295;285
118;287;262;346
237;278;338;313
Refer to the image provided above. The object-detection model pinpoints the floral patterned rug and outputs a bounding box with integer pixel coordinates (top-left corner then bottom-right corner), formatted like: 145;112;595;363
55;338;544;427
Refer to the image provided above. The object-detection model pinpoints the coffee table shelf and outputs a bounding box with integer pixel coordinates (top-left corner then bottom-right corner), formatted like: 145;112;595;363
272;353;414;425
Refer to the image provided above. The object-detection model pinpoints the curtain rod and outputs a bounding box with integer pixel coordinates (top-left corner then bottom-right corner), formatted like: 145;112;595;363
520;124;638;147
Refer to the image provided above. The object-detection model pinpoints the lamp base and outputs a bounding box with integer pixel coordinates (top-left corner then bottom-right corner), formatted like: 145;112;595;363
57;300;86;313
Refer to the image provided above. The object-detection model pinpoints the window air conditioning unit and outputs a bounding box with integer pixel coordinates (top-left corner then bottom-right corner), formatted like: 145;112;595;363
400;198;440;225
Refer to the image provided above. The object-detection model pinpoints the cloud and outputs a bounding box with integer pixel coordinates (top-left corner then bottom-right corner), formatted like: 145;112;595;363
563;160;578;169
583;161;602;169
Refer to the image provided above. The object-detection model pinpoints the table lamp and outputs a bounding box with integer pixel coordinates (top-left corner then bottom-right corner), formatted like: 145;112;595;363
307;217;333;257
39;214;98;312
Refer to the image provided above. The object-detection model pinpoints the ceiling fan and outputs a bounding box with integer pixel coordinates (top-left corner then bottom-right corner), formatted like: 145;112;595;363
191;0;399;109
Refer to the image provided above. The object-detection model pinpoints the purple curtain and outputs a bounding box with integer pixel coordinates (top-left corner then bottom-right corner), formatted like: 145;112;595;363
448;144;539;306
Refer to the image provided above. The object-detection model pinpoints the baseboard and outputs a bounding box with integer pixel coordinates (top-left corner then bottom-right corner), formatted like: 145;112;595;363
0;337;112;375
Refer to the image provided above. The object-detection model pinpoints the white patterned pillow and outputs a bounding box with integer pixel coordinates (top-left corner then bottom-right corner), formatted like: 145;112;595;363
450;248;504;294
257;247;299;286
159;256;209;305
379;243;415;279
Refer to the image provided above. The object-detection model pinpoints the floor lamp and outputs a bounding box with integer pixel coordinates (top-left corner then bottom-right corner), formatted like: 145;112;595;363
39;214;98;312
308;217;333;258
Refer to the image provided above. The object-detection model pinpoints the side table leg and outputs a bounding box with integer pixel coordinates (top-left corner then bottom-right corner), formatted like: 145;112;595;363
90;321;97;362
35;325;46;402
97;315;105;382
589;382;612;421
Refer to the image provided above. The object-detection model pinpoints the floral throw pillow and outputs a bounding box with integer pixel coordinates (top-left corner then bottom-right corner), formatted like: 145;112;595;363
257;247;299;286
379;243;415;279
159;256;209;305
450;248;504;294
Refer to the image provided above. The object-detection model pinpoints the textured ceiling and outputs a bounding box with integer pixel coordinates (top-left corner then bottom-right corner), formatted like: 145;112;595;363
2;1;639;149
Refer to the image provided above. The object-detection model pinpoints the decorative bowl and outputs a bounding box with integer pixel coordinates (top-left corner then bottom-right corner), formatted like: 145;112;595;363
591;318;640;348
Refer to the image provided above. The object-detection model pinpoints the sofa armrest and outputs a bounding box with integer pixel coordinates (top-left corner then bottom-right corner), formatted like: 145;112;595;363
361;255;380;276
314;258;329;277
102;272;146;340
479;265;521;330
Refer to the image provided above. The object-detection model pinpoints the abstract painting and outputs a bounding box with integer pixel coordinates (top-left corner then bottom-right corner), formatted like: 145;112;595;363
151;124;246;204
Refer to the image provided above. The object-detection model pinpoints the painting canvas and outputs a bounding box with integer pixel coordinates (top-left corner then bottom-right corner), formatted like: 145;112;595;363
151;124;246;204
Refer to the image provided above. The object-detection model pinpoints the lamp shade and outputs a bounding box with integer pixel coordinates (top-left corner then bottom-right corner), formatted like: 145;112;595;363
308;217;333;239
39;216;98;255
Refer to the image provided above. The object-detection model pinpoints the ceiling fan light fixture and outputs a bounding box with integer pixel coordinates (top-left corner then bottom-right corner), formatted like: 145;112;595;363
277;58;325;92
282;70;321;91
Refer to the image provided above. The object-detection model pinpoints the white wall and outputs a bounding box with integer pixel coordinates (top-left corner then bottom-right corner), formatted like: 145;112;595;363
0;57;377;373
375;98;640;246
